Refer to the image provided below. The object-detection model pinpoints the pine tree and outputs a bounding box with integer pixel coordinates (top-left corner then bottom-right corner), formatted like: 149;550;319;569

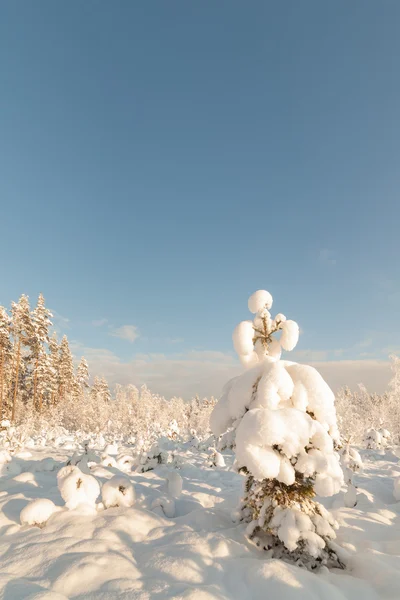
10;295;34;421
0;307;12;419
90;376;102;402
58;335;74;402
48;333;60;405
99;377;111;402
76;357;89;391
31;294;53;409
211;290;343;568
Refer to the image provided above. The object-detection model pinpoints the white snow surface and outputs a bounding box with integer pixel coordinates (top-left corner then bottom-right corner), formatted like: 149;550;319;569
0;442;400;599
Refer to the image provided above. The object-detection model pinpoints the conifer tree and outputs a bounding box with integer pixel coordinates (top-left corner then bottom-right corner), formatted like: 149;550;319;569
0;307;12;419
76;357;90;392
58;335;74;402
90;376;101;401
48;333;60;405
211;290;343;568
31;294;53;409
10;295;34;421
99;377;111;402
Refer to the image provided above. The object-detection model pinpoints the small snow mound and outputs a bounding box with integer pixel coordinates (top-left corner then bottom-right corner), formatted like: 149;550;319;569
0;460;22;478
102;475;136;508
0;450;12;464
104;443;119;455
167;471;183;498
151;496;175;518
57;465;100;509
101;455;118;468
116;454;136;473
20;498;58;527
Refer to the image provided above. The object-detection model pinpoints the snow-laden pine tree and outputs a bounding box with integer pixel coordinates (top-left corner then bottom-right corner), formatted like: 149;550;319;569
76;357;89;392
10;295;34;421
31;294;53;409
210;290;344;569
99;377;111;403
0;307;12;419
48;333;60;406
58;336;75;402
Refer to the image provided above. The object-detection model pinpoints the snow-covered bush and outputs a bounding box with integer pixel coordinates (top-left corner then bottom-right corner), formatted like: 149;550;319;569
20;498;58;527
57;465;100;509
340;445;362;507
139;440;175;472
379;428;391;447
211;289;344;569
363;428;385;450
166;470;183;498
208;450;226;468
102;475;136;508
116;454;136;473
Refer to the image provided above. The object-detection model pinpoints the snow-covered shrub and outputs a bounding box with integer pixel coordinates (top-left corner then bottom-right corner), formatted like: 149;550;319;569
379;428;391;447
139;442;174;473
340;445;362;507
116;454;136;473
363;428;384;450
208;450;226;468
211;289;344;569
57;465;100;509
104;443;119;456
20;498;58;527
101;475;136;508
101;455;118;468
166;470;183;498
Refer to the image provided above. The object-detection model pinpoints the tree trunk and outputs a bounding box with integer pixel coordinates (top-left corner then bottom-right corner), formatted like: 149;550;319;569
38;391;43;412
11;339;21;422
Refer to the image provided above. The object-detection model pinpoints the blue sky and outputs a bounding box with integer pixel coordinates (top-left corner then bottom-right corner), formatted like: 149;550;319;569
1;1;399;396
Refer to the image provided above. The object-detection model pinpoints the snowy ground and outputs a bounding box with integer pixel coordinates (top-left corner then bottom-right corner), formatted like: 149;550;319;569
0;442;399;599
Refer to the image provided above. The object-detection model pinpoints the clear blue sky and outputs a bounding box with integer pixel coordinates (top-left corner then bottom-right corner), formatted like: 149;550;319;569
1;1;399;395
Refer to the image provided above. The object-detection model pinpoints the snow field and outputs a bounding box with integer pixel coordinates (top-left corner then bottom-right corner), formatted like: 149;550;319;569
0;441;399;598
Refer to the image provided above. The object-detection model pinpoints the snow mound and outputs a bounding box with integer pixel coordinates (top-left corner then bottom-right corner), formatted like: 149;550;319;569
167;470;183;498
20;498;58;527
102;475;136;508
57;465;100;509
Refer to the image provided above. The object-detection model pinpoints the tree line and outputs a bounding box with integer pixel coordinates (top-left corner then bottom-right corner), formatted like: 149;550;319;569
0;294;110;422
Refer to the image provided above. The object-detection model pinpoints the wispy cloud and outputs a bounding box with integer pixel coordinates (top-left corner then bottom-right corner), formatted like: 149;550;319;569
92;318;108;327
50;309;70;333
110;325;139;343
318;248;336;266
69;342;392;399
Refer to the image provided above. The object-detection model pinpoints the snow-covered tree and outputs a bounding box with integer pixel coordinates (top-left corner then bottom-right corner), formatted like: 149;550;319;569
0;307;12;418
211;290;343;568
99;377;111;403
48;333;60;406
76;357;89;391
31;294;53;408
58;336;74;402
10;295;34;421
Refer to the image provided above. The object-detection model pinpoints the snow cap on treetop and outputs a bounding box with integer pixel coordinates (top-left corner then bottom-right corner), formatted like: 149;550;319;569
248;290;273;313
233;289;300;366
